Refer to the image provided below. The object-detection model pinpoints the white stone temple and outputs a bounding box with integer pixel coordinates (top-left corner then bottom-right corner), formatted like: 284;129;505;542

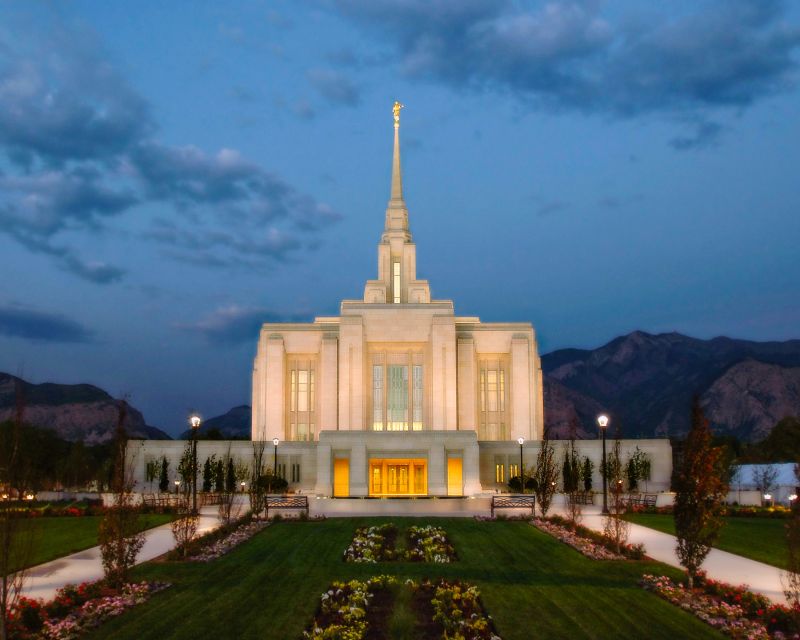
132;103;672;498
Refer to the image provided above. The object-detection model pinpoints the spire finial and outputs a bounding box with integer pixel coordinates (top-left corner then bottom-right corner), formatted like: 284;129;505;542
393;101;403;127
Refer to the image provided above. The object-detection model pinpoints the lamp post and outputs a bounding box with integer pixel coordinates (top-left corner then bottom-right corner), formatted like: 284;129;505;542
517;437;525;493
597;414;609;514
189;414;201;515
272;437;279;494
174;479;180;494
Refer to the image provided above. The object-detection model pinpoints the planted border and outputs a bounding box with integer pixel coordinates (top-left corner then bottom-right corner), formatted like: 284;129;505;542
412;578;501;640
406;525;457;563
303;575;397;639
9;581;169;640
641;574;799;639
343;524;399;563
533;516;646;560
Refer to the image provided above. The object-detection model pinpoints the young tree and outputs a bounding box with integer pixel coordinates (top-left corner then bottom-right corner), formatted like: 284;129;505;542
674;397;729;589
626;447;650;492
751;465;779;502
202;456;214;493
581;456;594;493
214;458;225;493
226;457;236;493
98;399;146;589
170;494;198;559
782;463;800;625
0;379;36;640
603;438;630;553
158;456;169;493
144;458;158;492
249;440;267;519
218;449;241;525
563;439;582;523
533;430;559;517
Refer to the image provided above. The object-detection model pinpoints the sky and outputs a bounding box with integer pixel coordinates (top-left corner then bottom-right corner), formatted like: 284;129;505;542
1;1;799;436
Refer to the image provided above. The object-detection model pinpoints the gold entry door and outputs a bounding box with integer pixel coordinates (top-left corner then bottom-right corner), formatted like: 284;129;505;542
333;458;350;497
369;458;427;496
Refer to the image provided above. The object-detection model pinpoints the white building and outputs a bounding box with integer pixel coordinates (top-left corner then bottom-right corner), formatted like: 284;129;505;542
132;104;672;498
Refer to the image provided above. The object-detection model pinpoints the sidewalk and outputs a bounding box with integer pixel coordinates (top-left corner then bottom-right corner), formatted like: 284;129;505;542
21;508;219;602
562;505;789;605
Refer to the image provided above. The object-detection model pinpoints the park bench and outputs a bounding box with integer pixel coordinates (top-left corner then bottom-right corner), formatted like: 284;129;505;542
625;493;658;508
572;491;595;505
491;494;536;518
265;495;309;519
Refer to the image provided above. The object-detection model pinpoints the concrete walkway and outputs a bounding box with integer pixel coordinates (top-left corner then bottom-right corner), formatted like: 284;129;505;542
21;508;219;602
559;505;789;605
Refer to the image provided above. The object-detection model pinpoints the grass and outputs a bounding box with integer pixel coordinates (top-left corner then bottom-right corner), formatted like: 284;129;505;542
14;513;173;572
86;517;723;640
625;513;789;569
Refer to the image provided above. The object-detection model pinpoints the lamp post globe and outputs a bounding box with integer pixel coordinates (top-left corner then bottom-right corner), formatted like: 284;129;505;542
189;414;202;515
517;437;525;493
597;414;610;514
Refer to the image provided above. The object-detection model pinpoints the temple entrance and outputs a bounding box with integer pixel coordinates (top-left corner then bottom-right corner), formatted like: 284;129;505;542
369;458;427;496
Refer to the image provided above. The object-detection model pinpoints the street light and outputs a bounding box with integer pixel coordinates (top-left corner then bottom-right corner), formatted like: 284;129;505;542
597;414;610;514
272;437;279;494
189;414;202;515
174;479;180;494
517;437;525;494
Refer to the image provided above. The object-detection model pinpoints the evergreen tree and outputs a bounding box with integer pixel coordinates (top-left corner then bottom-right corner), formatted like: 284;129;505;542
202;457;213;493
214;459;224;492
674;397;728;588
226;457;236;493
158;456;169;493
533;429;559;517
581;456;594;492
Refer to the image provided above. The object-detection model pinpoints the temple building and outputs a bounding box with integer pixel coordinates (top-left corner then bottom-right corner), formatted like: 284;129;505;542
250;102;544;497
132;104;672;498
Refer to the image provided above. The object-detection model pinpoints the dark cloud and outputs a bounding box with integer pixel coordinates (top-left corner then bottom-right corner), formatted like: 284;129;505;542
536;201;568;217
333;0;800;124
0;305;95;343
178;305;310;345
306;68;361;106
0;15;341;281
670;121;725;151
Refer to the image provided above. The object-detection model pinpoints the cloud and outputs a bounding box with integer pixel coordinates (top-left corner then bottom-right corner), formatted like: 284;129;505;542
306;68;361;106
178;305;310;345
333;0;800;129
0;305;95;343
669;121;725;151
0;14;342;282
535;200;568;217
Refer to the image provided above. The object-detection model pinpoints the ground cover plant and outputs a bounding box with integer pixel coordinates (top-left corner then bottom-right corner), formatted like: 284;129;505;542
83;517;726;640
625;513;790;569
535;514;646;560
405;525;456;563
343;523;399;563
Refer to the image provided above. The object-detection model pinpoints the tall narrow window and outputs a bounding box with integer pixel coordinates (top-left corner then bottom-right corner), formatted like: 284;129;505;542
392;261;401;303
287;359;315;441
387;365;408;430
412;365;423;430
479;359;508;440
372;365;384;430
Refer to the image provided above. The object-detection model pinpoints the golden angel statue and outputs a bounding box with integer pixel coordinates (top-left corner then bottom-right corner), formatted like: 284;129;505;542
393;101;404;124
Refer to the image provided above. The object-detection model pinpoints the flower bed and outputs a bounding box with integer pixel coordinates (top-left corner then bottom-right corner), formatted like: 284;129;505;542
406;525;457;563
8;580;169;639
412;579;501;640
533;516;646;560
186;519;269;562
343;524;399;563
640;574;800;639
303;575;397;639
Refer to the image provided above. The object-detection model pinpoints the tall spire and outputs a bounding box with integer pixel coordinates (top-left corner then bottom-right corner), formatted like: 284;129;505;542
385;101;409;235
390;101;404;202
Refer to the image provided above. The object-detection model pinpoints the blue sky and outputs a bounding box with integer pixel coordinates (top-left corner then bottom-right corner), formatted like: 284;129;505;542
1;1;799;435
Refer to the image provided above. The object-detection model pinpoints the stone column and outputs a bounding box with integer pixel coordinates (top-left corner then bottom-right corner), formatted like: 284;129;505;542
428;441;447;496
314;443;332;496
457;336;476;430
264;335;285;441
510;334;532;442
319;333;339;431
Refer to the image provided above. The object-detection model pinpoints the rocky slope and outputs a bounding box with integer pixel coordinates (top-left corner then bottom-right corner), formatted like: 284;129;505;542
0;373;170;444
180;405;251;439
543;332;800;440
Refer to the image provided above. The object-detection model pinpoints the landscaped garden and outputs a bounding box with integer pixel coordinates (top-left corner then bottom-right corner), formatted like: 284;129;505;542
80;517;725;640
624;512;790;570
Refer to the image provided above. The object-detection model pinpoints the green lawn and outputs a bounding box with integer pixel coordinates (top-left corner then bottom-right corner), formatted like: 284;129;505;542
87;518;722;640
625;513;789;569
16;514;173;572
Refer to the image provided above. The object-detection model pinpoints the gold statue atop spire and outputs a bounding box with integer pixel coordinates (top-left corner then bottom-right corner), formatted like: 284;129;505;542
393;101;404;126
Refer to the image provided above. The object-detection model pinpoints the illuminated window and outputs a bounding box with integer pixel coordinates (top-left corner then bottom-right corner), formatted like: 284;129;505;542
495;463;505;483
479;359;508;440
287;359;315;441
392;261;401;303
371;352;424;431
509;463;519;479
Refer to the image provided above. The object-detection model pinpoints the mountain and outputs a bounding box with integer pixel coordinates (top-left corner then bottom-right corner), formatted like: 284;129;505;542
543;331;800;441
180;405;251;439
0;373;171;444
